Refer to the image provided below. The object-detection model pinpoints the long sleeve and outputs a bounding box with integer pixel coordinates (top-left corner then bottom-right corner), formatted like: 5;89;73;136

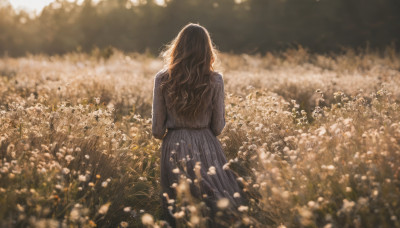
210;74;226;136
152;73;167;139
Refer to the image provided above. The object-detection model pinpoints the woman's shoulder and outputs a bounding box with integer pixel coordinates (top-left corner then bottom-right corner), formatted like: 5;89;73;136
154;69;168;82
210;71;224;89
210;71;223;83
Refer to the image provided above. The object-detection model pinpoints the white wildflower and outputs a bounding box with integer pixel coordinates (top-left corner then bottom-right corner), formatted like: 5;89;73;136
78;175;86;182
142;213;154;225
217;198;230;209
62;168;70;175
238;205;248;212
120;221;129;228
173;211;185;219
207;166;216;175
172;168;179;174
341;199;355;213
70;208;80;221
222;163;230;170
98;203;110;214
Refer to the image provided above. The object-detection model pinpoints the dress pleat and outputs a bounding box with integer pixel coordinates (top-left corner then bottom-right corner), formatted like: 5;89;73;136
161;128;242;206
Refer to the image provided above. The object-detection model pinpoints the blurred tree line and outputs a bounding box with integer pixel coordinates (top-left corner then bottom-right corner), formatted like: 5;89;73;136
1;0;399;56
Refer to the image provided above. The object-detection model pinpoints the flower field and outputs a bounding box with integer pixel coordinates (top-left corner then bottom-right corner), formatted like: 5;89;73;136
0;47;399;227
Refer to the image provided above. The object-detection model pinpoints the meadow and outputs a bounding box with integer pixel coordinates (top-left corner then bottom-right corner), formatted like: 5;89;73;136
0;47;400;227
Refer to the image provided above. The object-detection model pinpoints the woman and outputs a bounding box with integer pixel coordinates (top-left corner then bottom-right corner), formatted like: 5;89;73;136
152;23;243;227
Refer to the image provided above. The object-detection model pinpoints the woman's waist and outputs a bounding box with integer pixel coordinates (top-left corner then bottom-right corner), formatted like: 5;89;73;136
167;126;210;131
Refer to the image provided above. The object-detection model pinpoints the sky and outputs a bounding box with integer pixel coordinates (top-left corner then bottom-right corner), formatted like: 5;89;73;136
8;0;165;13
9;0;57;12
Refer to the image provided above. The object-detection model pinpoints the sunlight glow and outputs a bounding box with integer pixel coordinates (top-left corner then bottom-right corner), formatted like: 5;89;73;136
154;0;166;6
10;0;165;12
9;0;54;12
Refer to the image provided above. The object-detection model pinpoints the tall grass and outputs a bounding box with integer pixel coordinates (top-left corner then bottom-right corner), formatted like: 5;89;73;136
0;47;399;227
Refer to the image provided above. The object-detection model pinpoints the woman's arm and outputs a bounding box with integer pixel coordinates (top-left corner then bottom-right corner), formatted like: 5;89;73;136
152;72;167;139
210;74;226;136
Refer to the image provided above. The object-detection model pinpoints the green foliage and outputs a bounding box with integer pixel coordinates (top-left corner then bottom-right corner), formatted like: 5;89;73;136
0;0;400;56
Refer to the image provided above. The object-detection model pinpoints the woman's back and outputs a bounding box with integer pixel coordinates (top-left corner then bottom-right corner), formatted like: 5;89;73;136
152;70;225;139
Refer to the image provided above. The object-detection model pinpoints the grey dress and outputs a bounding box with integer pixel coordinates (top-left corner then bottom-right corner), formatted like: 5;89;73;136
152;70;243;223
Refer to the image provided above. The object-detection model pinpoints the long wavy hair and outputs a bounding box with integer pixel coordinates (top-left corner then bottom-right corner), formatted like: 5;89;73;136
160;23;217;119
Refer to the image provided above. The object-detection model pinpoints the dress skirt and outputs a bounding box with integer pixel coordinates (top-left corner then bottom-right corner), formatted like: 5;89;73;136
160;128;243;225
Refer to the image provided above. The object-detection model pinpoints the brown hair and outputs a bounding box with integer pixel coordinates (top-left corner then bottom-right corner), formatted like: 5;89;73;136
160;23;217;119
